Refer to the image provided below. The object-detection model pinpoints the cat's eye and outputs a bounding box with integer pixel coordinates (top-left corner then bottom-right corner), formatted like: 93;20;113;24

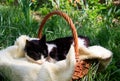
43;50;47;54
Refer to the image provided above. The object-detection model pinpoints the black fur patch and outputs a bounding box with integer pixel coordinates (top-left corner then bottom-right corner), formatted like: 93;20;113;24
24;35;90;61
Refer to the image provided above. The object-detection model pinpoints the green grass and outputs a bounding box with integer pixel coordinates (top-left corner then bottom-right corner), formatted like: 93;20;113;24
0;4;120;81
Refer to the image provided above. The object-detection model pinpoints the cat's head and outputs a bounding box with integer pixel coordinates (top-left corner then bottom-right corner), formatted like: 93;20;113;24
24;35;48;62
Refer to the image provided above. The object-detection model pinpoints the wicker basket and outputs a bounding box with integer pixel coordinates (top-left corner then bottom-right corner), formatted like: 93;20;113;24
37;10;91;80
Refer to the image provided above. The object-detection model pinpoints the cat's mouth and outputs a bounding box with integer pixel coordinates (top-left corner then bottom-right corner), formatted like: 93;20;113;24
25;53;56;64
25;53;44;64
45;56;56;63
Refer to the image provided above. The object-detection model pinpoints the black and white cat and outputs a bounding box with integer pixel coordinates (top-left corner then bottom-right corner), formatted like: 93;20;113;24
24;35;112;69
24;35;90;63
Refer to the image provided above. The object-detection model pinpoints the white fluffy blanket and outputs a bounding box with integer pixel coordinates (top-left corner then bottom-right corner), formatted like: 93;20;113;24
0;35;112;81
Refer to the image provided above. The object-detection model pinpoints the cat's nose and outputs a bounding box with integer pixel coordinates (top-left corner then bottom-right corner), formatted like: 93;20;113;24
45;56;56;63
46;56;51;62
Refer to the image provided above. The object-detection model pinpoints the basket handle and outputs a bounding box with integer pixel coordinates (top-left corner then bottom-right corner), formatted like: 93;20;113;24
37;10;91;80
37;10;79;55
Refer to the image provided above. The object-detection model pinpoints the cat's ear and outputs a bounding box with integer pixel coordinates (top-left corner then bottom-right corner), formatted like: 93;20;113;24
40;35;46;43
26;40;29;44
26;40;31;45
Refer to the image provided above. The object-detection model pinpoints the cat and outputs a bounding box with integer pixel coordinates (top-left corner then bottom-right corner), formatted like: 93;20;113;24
0;35;76;81
24;35;112;70
24;35;90;63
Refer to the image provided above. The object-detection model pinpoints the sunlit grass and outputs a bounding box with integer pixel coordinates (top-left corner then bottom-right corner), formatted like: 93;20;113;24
0;4;120;81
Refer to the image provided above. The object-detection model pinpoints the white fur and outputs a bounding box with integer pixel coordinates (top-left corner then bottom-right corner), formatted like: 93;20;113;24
0;35;76;81
25;54;44;64
46;43;57;53
72;38;86;47
72;38;113;68
0;35;30;63
13;35;30;58
78;46;112;59
78;45;112;68
0;35;113;81
29;38;39;40
37;45;75;81
78;38;87;47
